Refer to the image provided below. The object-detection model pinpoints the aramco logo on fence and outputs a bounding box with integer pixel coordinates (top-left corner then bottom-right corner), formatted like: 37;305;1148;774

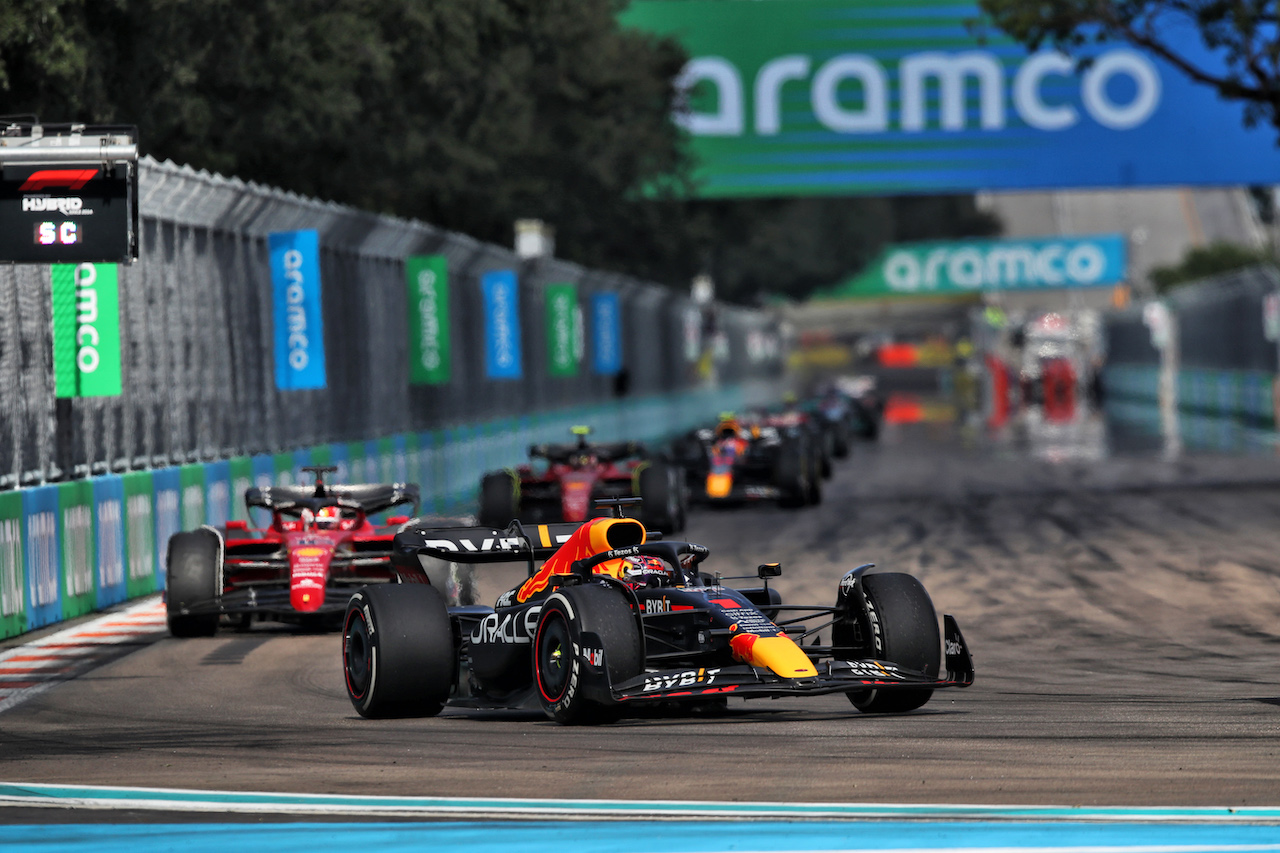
407;255;450;385
546;282;580;378
482;270;523;379
51;262;122;397
820;234;1127;299
269;229;327;391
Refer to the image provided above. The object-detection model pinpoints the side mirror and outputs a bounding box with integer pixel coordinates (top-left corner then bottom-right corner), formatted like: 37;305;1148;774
385;515;410;526
757;562;781;578
226;520;248;531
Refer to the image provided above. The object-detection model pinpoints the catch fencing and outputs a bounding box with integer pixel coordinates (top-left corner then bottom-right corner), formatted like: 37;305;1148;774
0;157;783;639
1102;265;1280;450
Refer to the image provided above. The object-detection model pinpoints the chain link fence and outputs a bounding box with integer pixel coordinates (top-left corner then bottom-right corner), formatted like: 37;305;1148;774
0;157;783;488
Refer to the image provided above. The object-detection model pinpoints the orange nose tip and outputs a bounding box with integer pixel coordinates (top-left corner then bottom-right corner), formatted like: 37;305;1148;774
706;472;732;498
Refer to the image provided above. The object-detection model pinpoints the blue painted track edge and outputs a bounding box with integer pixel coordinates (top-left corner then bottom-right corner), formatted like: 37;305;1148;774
1;783;1278;823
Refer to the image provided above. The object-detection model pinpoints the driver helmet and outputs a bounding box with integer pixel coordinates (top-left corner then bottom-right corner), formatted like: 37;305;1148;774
315;505;342;530
621;554;669;580
714;417;741;441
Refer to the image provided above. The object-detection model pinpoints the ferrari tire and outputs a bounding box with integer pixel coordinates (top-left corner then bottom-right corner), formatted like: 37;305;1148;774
639;463;683;534
343;583;453;719
478;470;519;529
846;573;941;714
165;529;221;638
533;584;642;725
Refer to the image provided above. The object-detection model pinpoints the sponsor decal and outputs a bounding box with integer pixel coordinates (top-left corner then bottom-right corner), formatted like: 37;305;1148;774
24;196;89;216
642;667;721;693
422;536;524;553
482;269;523;379
546;282;580;378
583;647;605;667
839;572;858;595
406;255;450;385
495;590;516;609
591;292;622;375
709;597;741;609
643;598;672;614
125;491;153;582
840;660;906;680
0;514;23;621
470;606;542;645
945;638;964;656
295;546;328;558
19;169;98;192
62;503;93;599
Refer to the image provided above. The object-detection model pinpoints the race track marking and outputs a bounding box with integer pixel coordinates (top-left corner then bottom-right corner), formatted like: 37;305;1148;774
0;596;166;713
1;783;1279;824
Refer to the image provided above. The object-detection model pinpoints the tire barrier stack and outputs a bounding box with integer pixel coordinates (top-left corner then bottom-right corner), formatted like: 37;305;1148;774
1102;265;1280;452
0;157;784;640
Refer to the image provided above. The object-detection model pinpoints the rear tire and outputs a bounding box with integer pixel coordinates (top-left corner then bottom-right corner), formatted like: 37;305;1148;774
774;439;809;508
639;463;683;534
166;529;221;638
533;583;642;724
478;470;518;529
845;573;940;713
343;584;454;718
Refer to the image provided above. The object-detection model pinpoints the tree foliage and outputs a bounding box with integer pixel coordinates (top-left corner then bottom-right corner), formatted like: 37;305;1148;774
978;0;1280;134
0;0;998;302
1150;241;1277;292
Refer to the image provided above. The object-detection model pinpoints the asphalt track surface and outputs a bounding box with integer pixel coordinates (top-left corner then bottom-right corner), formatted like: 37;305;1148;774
4;409;1280;818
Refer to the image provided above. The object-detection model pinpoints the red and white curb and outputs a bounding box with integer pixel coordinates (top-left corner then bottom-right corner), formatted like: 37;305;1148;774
0;596;167;713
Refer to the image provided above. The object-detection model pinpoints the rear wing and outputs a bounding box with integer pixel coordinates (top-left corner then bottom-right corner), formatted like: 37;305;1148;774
393;520;584;570
246;483;420;516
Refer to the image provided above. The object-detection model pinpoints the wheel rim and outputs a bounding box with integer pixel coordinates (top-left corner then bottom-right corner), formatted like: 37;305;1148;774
535;611;573;703
343;608;372;700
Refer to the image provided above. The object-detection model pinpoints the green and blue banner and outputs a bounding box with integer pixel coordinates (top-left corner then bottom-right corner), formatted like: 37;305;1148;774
92;475;127;608
819;234;1127;298
22;486;60;630
621;0;1280;197
270;229;327;390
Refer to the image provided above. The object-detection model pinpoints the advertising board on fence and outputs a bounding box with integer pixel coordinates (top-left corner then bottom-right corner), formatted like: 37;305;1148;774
621;0;1280;197
92;475;127;609
820;234;1128;298
270;229;327;390
592;293;623;375
0;491;23;638
407;255;450;385
546;283;580;378
51;262;122;397
482;270;523;379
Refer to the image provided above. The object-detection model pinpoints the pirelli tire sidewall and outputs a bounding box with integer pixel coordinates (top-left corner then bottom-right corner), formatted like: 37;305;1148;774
533;584;641;724
343;583;454;719
165;528;222;638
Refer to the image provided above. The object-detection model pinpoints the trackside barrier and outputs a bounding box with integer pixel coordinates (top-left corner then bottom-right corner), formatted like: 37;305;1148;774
0;382;772;640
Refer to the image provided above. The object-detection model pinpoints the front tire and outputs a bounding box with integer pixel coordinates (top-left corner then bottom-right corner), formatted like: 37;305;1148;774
166;529;221;637
843;573;941;713
478;470;518;529
533;584;642;724
343;584;454;718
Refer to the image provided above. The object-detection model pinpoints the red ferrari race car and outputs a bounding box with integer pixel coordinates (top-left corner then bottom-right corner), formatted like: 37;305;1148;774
341;503;973;723
164;466;421;636
478;426;685;533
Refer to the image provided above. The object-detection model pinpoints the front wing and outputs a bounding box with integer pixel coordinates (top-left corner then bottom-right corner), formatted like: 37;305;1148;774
614;614;974;704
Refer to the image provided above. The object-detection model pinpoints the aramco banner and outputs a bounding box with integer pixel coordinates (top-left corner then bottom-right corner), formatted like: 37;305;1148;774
269;229;327;390
818;233;1127;298
592;292;623;376
545;282;581;378
406;255;450;385
620;0;1280;197
51;262;122;397
482;270;523;379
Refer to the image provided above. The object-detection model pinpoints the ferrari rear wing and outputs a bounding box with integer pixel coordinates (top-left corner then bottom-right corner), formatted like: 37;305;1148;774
393;521;584;567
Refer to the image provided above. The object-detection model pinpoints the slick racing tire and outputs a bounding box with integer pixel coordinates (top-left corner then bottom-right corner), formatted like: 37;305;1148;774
806;440;824;506
639;462;684;534
344;584;453;719
830;421;851;459
533;584;642;725
478;470;519;529
774;439;810;509
165;529;222;638
845;573;941;714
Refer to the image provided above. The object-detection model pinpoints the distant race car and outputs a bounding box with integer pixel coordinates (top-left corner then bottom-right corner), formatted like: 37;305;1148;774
341;505;973;723
165;466;420;636
478;426;685;533
671;413;822;508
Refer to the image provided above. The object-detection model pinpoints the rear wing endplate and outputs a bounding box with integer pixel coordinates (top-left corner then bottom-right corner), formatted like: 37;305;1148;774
394;521;584;566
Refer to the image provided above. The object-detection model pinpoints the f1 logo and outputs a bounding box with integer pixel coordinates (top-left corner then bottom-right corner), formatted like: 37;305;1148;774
19;169;98;192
